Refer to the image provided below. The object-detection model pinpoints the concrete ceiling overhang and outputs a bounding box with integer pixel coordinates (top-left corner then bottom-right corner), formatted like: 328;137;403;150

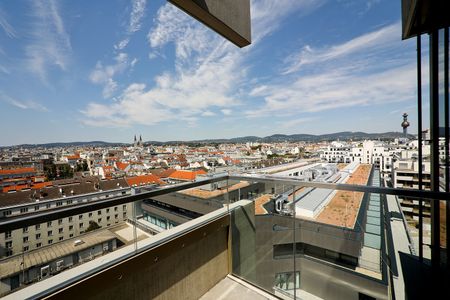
168;0;251;47
402;0;450;39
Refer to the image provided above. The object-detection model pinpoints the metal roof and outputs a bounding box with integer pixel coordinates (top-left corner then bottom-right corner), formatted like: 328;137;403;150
0;229;117;279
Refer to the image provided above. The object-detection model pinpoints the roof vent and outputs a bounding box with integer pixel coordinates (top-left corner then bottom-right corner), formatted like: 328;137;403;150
74;240;84;246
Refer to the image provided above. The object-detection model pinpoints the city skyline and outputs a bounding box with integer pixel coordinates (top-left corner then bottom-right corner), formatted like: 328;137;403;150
0;0;427;146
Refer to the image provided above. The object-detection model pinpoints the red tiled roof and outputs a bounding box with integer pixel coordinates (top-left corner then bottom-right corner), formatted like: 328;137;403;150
169;169;207;181
151;168;176;178
65;154;80;160
2;181;53;193
116;162;130;171
32;182;53;189
126;174;165;186
3;184;29;192
0;167;36;175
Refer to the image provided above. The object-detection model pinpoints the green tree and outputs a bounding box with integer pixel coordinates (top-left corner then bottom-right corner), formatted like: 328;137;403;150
85;221;101;232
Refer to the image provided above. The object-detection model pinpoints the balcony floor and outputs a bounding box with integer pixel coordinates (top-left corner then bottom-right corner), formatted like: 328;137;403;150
200;275;277;300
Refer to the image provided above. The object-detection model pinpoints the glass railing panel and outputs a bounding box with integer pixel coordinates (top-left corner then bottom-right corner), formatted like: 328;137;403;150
0;200;136;297
0;177;230;297
229;174;441;299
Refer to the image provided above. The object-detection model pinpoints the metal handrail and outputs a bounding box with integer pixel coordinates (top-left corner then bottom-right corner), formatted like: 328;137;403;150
1;173;449;232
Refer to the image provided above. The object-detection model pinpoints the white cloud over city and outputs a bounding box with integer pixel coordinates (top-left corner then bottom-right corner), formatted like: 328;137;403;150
82;0;325;127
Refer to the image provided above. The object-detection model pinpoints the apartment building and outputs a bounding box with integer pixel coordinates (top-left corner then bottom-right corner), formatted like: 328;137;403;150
0;177;132;257
320;141;395;175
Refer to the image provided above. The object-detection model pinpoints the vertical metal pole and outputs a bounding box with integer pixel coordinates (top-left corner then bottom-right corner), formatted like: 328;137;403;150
226;178;229;211
429;30;441;268
292;185;296;299
133;201;138;253
444;27;449;266
417;34;424;261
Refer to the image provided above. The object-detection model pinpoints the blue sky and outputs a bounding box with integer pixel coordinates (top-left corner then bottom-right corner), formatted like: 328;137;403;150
0;0;427;145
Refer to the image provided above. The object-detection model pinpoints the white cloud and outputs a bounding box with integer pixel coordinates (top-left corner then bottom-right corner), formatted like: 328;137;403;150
83;1;323;127
278;117;317;128
282;22;400;74
246;23;420;118
89;53;132;98
221;109;232;116
201;111;216;117
26;0;71;81
0;7;16;38
114;0;147;50
128;0;147;33
1;93;48;112
251;0;325;43
114;38;129;51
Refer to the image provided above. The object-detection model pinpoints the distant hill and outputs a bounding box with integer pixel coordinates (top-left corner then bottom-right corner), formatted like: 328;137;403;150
3;141;126;149
148;131;415;145
1;131;416;148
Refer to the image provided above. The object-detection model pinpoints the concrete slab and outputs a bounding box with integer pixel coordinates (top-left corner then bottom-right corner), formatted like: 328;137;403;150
200;276;276;300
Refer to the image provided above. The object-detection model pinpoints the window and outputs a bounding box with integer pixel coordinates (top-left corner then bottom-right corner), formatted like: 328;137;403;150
88;212;93;217
23;246;29;252
58;219;63;225
69;225;74;231
106;208;110;213
275;272;300;291
59;237;63;241
56;201;62;206
5;241;12;249
48;240;53;245
23;227;28;233
35;224;41;230
67;200;72;204
115;214;118;219
20;207;29;213
79;223;84;228
23;236;29;243
5;250;13;257
98;210;102;215
79;214;83;220
48;230;53;236
5;231;12;239
114;207;118;212
123;205;127;211
107;216;110;221
69;233;74;238
273;243;302;259
68;216;73;222
36;242;42;248
3;210;12;216
46;203;51;209
36;233;41;240
35;205;40;211
56;260;64;271
47;221;52;227
98;218;102;223
58;228;63;234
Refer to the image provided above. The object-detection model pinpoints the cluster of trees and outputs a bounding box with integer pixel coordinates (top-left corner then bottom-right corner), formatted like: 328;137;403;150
43;164;73;180
43;160;89;181
75;161;89;172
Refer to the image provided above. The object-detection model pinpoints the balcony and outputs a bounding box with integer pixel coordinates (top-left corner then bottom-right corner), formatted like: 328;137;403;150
0;169;449;299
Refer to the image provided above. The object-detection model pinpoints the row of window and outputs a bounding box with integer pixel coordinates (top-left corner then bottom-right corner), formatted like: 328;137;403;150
273;242;358;268
143;212;176;230
5;234;76;253
6;213;127;238
2;194;129;217
4;206;127;237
